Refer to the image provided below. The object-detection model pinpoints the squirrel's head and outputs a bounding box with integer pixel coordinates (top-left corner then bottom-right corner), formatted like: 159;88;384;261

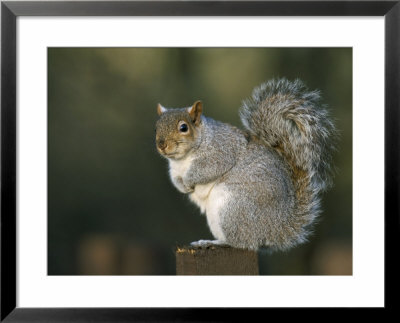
155;101;203;160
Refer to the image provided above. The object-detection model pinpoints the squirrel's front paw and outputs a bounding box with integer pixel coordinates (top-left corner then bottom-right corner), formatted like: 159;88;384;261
180;184;194;194
174;177;194;194
184;184;195;193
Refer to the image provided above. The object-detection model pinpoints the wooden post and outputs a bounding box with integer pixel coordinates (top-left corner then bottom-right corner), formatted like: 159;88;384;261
176;245;259;275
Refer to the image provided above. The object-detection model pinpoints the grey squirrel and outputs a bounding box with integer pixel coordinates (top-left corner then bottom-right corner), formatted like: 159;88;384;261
155;78;337;251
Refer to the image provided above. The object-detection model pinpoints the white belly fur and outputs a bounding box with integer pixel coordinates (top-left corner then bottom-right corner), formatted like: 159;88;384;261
189;182;229;241
168;155;228;241
168;155;193;179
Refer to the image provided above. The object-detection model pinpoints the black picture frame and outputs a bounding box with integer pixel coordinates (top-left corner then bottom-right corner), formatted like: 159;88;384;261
1;0;398;321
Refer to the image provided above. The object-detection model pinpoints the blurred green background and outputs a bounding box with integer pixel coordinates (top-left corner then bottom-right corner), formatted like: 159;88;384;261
48;48;352;275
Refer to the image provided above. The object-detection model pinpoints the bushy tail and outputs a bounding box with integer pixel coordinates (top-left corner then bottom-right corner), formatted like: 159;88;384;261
240;78;337;239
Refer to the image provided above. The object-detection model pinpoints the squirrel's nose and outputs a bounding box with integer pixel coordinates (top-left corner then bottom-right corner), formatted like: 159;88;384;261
157;140;167;150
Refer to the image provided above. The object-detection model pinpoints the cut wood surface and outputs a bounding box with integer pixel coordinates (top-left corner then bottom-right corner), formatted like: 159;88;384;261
176;245;259;275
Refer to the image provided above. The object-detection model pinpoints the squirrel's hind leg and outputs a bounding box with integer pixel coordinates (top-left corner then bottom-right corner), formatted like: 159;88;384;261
190;239;229;249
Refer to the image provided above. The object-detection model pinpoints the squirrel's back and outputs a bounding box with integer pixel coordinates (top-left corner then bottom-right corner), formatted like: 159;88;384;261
239;78;337;246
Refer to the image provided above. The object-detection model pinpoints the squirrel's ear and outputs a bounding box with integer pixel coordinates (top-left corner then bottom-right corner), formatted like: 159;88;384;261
157;103;167;116
188;101;203;125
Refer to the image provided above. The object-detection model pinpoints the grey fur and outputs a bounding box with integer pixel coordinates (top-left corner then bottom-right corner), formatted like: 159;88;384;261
155;78;337;251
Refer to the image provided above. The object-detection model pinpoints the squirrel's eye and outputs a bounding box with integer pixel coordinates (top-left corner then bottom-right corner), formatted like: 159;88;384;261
179;123;188;133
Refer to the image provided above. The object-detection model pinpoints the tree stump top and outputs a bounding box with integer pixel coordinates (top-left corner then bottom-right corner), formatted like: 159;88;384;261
176;245;259;275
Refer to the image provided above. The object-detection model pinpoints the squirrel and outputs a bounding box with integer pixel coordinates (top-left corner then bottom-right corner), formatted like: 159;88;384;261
155;78;337;251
